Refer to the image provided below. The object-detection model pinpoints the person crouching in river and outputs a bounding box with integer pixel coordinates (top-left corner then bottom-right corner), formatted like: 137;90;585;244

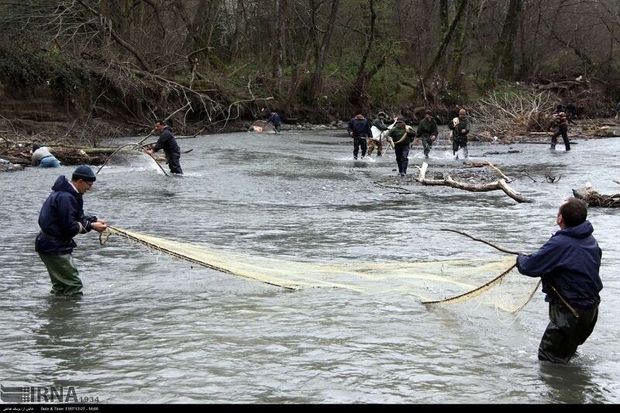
31;144;61;168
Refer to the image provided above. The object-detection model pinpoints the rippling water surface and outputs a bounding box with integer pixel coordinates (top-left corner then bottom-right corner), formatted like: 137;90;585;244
1;130;619;403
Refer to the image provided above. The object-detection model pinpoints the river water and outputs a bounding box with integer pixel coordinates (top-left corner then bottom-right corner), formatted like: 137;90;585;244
1;130;619;404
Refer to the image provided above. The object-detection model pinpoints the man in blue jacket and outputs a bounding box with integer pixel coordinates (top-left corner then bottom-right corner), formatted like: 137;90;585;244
35;166;108;296
517;197;602;363
267;111;282;133
347;113;372;160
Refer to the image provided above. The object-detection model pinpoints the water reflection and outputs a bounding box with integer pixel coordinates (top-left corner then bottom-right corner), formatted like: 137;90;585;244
538;361;606;403
34;296;98;383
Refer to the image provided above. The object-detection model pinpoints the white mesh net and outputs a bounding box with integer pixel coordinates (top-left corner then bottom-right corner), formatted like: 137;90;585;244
101;226;540;313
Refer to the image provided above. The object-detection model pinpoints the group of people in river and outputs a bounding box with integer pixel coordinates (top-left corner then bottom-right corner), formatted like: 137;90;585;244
346;109;470;175
346;102;578;173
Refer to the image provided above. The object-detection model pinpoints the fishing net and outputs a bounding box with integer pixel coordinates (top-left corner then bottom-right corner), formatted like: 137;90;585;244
96;145;168;175
100;226;540;313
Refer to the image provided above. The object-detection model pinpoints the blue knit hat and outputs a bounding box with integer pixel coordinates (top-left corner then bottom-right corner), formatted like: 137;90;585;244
72;165;96;182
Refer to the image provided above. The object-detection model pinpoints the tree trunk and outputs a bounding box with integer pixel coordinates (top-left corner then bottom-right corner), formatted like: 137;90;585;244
489;0;523;81
273;0;288;96
423;0;468;83
439;0;449;38
447;1;471;87
349;0;383;110
308;0;340;104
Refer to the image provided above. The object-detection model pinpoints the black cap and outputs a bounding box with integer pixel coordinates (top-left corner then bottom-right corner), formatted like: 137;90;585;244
72;165;96;182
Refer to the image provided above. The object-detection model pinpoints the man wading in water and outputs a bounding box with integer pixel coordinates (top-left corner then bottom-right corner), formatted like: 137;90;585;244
516;198;602;363
347;113;372;160
147;120;183;174
35;166;108;296
416;110;439;159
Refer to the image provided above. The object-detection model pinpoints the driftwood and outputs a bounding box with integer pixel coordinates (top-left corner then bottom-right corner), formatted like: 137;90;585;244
416;162;531;203
0;146;117;165
482;150;522;156
462;161;511;182
572;186;620;207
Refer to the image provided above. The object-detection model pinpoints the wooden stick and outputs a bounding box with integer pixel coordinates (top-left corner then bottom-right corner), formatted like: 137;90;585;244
550;285;580;319
416;162;531;203
422;262;517;305
440;229;521;255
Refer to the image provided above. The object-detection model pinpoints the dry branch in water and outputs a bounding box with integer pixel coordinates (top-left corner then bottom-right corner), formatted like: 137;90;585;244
416;162;531;203
470;89;555;139
572;185;620;207
462;161;511;182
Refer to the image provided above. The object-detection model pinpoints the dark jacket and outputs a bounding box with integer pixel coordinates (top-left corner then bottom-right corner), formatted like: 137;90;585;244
449;117;469;141
517;221;603;309
372;117;389;131
35;175;97;255
347;116;372;138
553;113;568;128
268;113;282;127
416;117;438;138
388;124;415;147
153;126;180;156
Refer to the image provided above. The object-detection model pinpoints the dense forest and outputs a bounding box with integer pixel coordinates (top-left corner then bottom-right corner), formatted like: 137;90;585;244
0;0;619;144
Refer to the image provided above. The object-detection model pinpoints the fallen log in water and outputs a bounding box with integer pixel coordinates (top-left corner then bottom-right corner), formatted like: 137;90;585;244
416;162;531;203
572;186;620;207
462;161;511;182
0;145;140;166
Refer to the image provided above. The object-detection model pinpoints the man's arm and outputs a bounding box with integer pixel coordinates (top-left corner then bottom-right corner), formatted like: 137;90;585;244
347;120;353;135
56;195;85;238
152;133;167;152
392;128;414;145
460;120;469;135
372;119;387;131
31;149;43;166
516;237;564;277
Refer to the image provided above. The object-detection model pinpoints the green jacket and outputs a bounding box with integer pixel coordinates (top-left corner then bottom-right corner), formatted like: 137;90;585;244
449;117;470;141
388;124;416;147
416;118;438;138
372;118;389;131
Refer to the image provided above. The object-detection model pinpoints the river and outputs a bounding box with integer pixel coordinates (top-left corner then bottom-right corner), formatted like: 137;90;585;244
1;129;618;403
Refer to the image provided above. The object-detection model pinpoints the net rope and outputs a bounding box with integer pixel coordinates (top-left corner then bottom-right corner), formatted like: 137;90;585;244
100;226;540;313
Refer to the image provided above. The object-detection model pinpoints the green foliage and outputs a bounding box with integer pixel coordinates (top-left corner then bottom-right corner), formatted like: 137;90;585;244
0;48;91;100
